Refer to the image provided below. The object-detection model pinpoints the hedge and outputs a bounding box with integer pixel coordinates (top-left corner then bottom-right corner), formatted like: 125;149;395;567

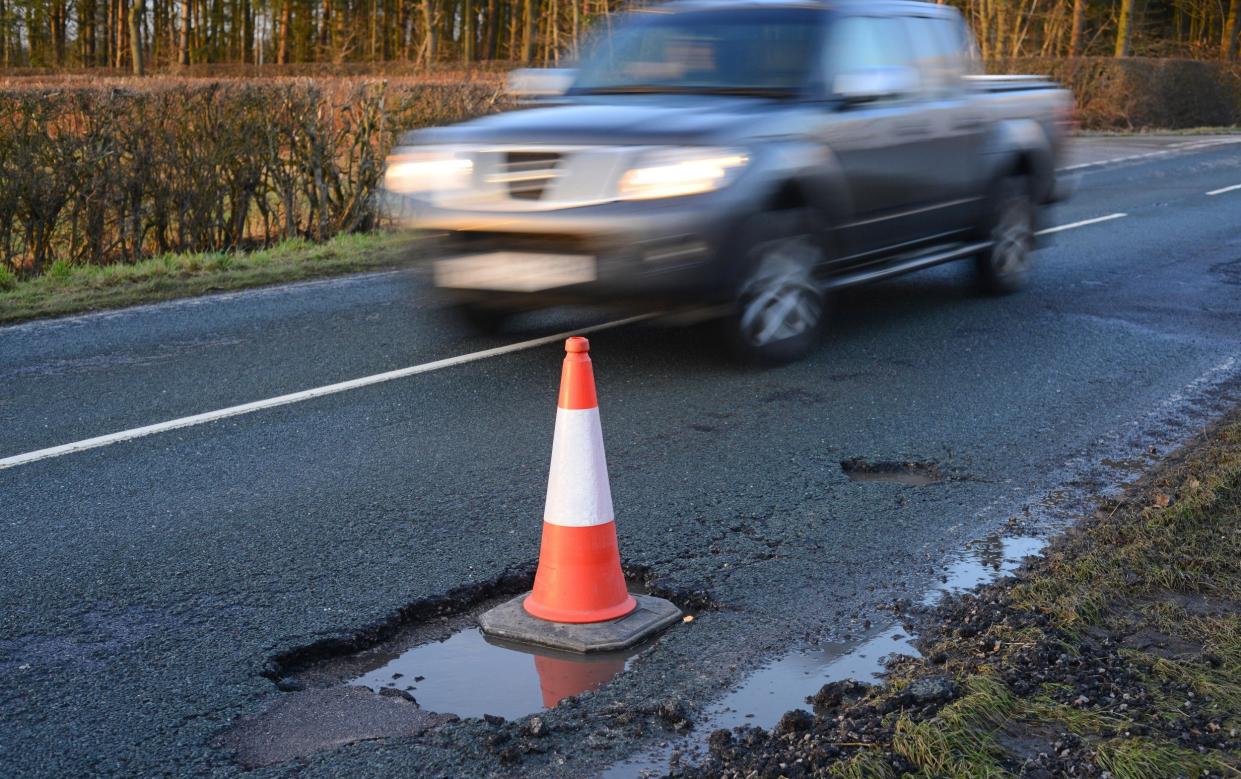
993;57;1241;130
0;79;507;278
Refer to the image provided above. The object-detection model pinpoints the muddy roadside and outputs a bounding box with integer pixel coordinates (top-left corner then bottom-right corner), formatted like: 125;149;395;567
671;413;1241;778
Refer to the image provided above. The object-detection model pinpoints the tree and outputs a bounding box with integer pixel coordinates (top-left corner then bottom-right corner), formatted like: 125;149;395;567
129;0;144;73
1224;0;1240;60
1069;0;1086;56
1114;0;1135;56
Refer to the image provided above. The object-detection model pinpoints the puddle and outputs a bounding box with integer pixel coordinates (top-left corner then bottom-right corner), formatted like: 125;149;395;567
921;534;1046;606
691;629;920;732
840;458;942;486
603;534;1046;778
348;627;641;720
601;627;919;778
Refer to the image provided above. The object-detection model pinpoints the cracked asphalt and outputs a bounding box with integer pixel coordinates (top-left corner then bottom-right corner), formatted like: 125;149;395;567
2;136;1240;778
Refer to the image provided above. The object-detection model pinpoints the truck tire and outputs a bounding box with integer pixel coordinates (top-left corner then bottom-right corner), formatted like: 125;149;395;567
725;209;827;364
975;174;1035;295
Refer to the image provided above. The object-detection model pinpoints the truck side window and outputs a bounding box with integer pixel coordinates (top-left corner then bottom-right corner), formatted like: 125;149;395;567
824;15;919;100
902;15;965;97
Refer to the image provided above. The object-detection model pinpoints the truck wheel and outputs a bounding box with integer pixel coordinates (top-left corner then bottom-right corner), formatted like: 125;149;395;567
975;175;1035;295
726;210;827;364
452;301;513;335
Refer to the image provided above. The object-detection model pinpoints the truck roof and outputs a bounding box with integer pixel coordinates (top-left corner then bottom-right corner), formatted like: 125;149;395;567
660;0;959;18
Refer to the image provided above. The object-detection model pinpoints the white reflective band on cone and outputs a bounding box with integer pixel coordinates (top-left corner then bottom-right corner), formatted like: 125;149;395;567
543;407;614;527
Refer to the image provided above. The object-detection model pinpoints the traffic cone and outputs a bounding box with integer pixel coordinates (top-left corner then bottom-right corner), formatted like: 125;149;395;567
523;336;638;624
478;336;680;653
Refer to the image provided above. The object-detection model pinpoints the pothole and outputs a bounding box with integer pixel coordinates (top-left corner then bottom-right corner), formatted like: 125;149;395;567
347;626;645;720
223;578;700;767
840;458;944;486
922;534;1046;606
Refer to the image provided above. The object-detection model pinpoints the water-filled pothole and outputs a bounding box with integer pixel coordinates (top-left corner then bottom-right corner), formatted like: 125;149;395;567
348;626;644;720
840;458;943;485
922;534;1046;606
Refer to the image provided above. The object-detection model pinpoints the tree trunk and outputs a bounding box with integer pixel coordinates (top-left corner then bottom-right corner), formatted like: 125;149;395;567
1069;0;1085;56
1224;0;1240;60
521;0;533;63
1114;0;1134;56
463;0;473;63
278;0;291;63
129;0;144;74
115;0;128;68
179;0;191;64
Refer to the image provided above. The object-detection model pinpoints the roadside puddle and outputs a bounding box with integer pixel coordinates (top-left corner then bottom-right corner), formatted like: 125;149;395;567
603;532;1047;777
922;534;1046;606
348;626;642;720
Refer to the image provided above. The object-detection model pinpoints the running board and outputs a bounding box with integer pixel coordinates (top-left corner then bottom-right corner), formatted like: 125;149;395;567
821;241;990;291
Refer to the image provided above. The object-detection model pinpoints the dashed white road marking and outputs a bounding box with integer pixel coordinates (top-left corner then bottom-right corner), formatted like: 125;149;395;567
0;313;657;471
1206;183;1241;196
1035;212;1128;236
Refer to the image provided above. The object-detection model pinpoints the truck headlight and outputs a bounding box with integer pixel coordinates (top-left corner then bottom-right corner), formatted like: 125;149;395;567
618;148;749;201
383;148;474;196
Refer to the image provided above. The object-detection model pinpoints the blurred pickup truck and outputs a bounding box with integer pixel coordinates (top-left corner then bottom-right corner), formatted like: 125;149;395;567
384;0;1074;361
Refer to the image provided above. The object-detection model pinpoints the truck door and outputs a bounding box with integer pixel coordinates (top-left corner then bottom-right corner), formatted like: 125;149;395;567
897;13;986;237
816;13;942;267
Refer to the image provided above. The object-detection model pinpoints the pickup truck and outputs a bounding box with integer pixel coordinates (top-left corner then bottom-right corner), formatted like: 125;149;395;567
383;0;1074;362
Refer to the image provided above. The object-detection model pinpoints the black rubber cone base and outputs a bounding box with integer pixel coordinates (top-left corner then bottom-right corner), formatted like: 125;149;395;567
479;593;681;653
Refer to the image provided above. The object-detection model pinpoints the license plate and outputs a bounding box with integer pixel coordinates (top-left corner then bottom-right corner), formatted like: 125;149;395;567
434;252;597;292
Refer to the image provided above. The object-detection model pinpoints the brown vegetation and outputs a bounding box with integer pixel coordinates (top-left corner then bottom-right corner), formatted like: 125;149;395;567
0;78;506;278
997;56;1241;128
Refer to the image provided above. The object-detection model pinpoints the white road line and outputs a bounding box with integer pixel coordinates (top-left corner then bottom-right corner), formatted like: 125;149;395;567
1057;137;1241;172
0;313;658;471
1206;183;1241;196
1035;212;1128;236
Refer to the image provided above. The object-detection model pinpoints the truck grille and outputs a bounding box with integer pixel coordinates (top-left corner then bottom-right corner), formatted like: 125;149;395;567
490;151;562;200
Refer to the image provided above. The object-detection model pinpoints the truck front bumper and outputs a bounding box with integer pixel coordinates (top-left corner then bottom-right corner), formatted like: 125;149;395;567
388;193;746;309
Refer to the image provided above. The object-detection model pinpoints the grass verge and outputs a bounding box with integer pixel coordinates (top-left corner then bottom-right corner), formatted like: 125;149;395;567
0;232;413;324
682;414;1241;778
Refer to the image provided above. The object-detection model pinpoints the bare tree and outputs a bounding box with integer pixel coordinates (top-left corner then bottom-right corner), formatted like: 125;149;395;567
129;0;144;73
1115;0;1135;56
1224;0;1240;60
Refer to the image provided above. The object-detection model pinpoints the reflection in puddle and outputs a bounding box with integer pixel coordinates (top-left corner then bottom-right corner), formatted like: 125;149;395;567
349;627;636;720
922;535;1046;606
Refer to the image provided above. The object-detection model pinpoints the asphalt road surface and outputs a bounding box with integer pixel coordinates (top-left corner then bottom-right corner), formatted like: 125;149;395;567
3;135;1241;778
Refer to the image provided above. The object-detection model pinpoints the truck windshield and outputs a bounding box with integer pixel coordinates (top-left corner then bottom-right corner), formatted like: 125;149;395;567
570;8;824;97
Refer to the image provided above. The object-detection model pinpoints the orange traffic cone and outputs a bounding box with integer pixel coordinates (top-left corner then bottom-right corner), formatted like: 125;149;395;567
533;653;627;708
478;337;679;653
523;336;637;624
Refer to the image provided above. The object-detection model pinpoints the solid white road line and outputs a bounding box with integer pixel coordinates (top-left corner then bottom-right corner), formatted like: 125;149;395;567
1035;212;1128;236
0;312;658;471
1206;184;1241;196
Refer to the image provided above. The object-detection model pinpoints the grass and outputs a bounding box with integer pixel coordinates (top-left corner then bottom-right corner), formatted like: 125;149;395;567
0;232;414;324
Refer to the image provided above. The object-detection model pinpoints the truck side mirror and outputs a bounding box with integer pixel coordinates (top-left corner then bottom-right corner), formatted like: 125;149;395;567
832;66;919;104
